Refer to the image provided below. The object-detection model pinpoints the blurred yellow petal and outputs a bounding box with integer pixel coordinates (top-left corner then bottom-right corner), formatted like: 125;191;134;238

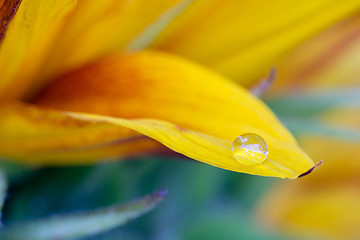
258;152;360;239
26;51;314;178
274;14;360;92
3;0;359;101
296;108;360;183
298;136;360;184
258;183;360;239
151;0;360;87
0;0;188;99
260;13;360;232
0;0;76;100
257;108;360;239
0;102;163;165
37;0;189;92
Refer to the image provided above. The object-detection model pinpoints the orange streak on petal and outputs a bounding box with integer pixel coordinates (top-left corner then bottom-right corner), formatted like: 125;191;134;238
0;0;21;42
0;102;162;164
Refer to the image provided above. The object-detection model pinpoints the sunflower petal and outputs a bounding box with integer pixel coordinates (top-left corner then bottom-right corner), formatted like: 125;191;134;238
151;0;360;86
274;14;360;91
257;182;360;239
29;0;188;97
3;0;359;98
0;0;76;99
30;51;314;178
0;102;163;165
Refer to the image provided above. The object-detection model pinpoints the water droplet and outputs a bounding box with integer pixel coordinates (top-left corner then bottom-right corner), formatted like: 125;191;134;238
231;133;268;166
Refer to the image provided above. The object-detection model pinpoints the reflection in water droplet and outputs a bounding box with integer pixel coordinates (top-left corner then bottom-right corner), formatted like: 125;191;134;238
231;133;268;166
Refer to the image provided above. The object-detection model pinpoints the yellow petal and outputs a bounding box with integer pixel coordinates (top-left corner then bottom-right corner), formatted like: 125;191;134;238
151;0;360;87
4;0;359;101
28;51;314;178
0;102;163;165
0;0;188;99
37;0;190;85
274;14;360;91
0;0;76;100
258;183;360;239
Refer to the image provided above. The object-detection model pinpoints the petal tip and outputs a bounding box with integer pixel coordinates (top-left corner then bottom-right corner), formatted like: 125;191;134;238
298;160;323;178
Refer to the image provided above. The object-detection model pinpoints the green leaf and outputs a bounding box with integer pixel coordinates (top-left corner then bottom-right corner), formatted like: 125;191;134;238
0;190;167;240
266;88;360;117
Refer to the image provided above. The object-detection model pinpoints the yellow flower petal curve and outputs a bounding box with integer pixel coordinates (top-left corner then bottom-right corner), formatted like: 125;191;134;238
0;0;187;100
28;51;314;178
0;102;163;165
0;0;76;100
4;0;359;100
39;0;188;84
151;0;360;87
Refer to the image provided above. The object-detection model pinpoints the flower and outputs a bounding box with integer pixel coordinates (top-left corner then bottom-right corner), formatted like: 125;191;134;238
1;0;358;178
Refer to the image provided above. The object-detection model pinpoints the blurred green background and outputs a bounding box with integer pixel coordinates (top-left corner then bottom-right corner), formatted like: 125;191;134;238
1;156;294;240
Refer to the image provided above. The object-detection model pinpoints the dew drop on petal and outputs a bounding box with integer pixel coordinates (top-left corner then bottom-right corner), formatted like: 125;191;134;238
231;133;268;166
